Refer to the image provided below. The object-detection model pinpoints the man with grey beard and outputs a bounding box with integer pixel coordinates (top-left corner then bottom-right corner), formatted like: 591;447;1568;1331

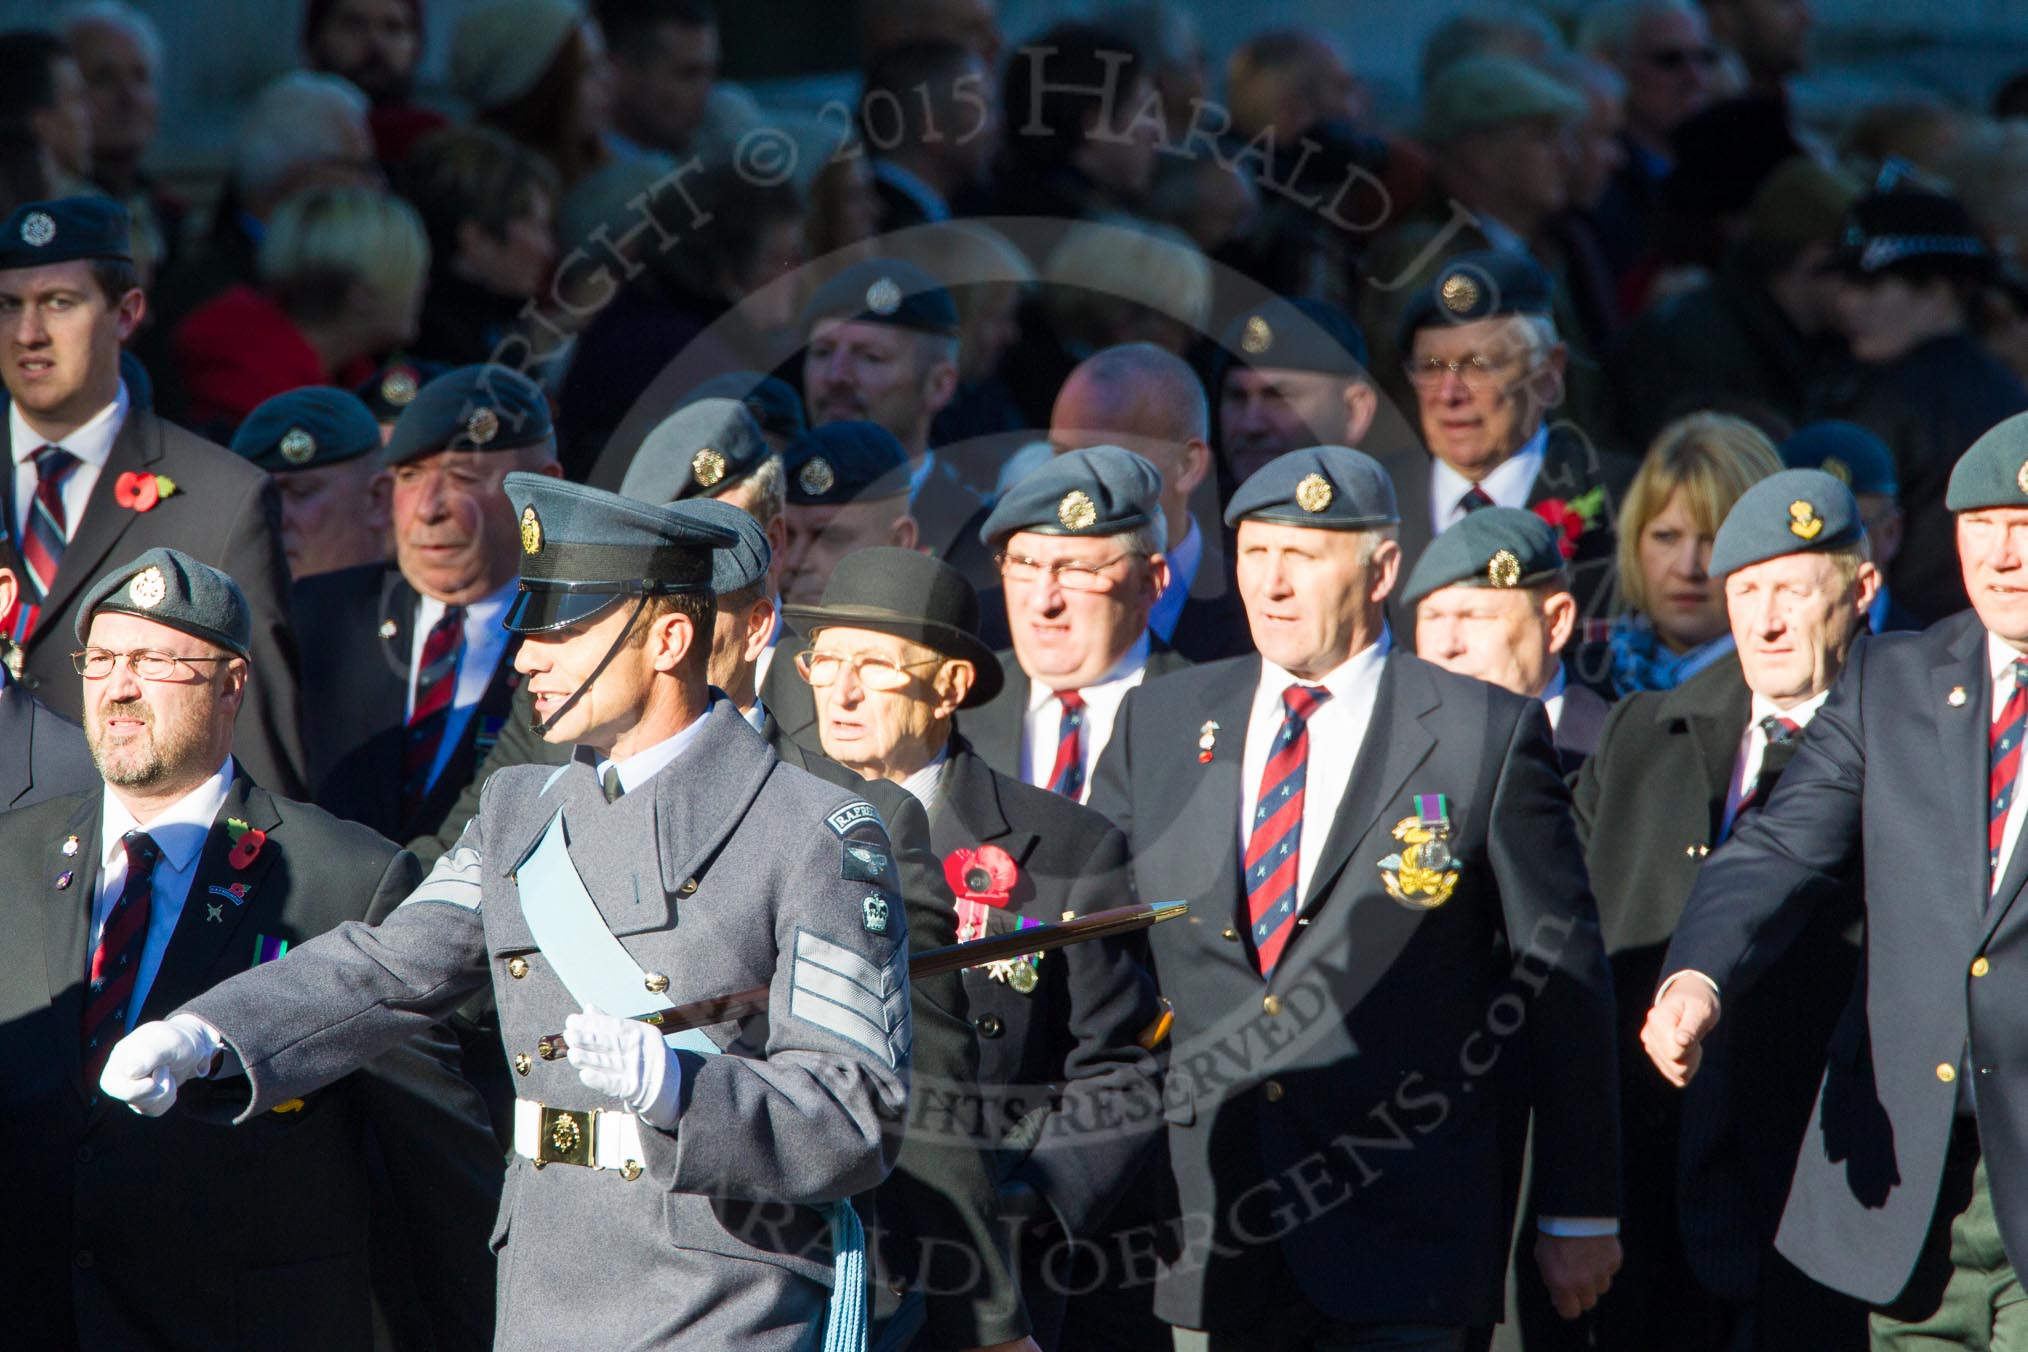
0;545;498;1351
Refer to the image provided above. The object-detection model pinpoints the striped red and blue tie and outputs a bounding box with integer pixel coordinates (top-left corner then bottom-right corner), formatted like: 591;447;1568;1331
20;444;75;605
1046;689;1085;798
82;830;159;1089
1991;659;2028;885
1243;684;1331;976
403;606;465;819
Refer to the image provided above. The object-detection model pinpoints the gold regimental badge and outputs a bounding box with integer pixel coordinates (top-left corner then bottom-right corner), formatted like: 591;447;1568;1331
520;505;543;555
1440;273;1479;313
1058;489;1098;531
1487;549;1521;587
129;566;168;610
1788;500;1823;540
1295;473;1333;513
1378;815;1458;909
1240;316;1273;354
692;448;726;488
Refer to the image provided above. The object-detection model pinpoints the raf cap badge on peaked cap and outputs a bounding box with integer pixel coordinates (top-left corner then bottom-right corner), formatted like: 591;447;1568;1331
520;505;543;555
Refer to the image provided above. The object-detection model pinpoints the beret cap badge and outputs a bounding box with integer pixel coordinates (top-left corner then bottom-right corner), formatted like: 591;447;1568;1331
2017;458;2028;497
466;407;499;446
1487;549;1522;588
1239;316;1273;354
1439;272;1480;314
278;428;316;465
1821;457;1850;485
865;277;903;315
799;457;836;496
21;211;55;247
1058;489;1099;531
128;566;167;610
519;505;542;555
1788;500;1824;540
380;367;418;407
1295;472;1335;513
691;448;726;488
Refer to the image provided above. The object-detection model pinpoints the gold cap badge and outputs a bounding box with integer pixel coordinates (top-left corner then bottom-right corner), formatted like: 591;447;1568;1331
1440;272;1480;314
520;505;542;555
128;566;167;610
866;277;903;315
278;428;316;465
1058;489;1099;531
466;407;499;446
1788;499;1823;540
380;367;418;407
1295;472;1334;513
798;457;836;496
1240;315;1273;355
1821;457;1850;485
692;448;726;488
1487;549;1522;588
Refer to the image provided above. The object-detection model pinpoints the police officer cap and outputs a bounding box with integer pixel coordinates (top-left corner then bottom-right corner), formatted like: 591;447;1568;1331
1223;445;1400;531
382;363;553;467
682;371;808;444
0;196;132;270
671;498;771;596
1709;469;1864;577
1400;507;1567;607
1220;296;1369;375
1947;411;2028;512
800;257;959;337
782;547;1002;708
354;359;446;423
1779;422;1899;497
75;547;251;658
502;473;737;634
786;421;912;506
621;399;770;505
1396;250;1554;352
978;444;1161;546
232;387;383;473
1834;186;1989;282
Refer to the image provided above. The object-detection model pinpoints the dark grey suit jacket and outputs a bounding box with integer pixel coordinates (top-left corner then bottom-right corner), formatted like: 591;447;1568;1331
0;678;94;810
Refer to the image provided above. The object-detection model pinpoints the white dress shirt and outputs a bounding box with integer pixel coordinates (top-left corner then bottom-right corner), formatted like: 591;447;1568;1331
1019;634;1151;803
1991;635;2028;893
594;699;717;796
405;579;517;789
1237;630;1391;906
12;380;128;544
1149;517;1202;643
1719;689;1831;839
90;756;234;1031
899;746;950;809
1540;666;1568;734
1428;424;1547;537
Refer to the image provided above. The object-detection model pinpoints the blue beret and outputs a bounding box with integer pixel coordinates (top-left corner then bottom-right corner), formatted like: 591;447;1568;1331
232;388;383;473
1224;445;1400;531
1779;421;1899;496
800;257;959;337
382;363;553;467
502;474;737;634
0;196;132;270
1947;412;2028;512
621;399;771;505
1220;296;1369;375
785;421;911;505
673;498;771;595
75;547;251;658
1396;250;1554;352
978;444;1161;546
354;359;447;422
1401;507;1567;607
1709;469;1864;576
682;371;807;444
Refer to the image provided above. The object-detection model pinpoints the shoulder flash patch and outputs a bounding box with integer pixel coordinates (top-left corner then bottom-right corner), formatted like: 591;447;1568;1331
826;800;881;837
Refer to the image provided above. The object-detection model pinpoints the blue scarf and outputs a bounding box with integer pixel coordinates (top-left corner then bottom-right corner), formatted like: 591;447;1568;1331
1608;617;1734;696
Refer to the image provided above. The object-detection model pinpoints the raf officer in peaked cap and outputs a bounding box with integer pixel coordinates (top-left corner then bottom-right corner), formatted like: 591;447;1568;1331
1645;416;2028;1345
105;475;916;1352
0;196;306;798
1088;446;1622;1348
0;546;498;1351
295;363;562;846
230;386;391;581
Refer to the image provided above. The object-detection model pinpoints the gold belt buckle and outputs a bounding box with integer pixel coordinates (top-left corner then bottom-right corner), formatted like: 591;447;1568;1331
535;1106;596;1168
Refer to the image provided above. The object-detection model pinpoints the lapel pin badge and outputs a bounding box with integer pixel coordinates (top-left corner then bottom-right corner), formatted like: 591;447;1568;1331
378;619;398;640
206;903;224;924
56;870;72;890
61;835;79;858
1198;720;1220;763
1950;686;1968;707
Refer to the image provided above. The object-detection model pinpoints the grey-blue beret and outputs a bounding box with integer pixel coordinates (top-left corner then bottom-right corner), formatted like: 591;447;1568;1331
673;498;771;595
1224;445;1400;531
978;443;1161;546
621;398;771;505
75;547;251;657
1709;468;1864;576
1946;412;2028;512
383;363;554;467
1779;421;1899;497
1400;507;1567;607
231;387;382;473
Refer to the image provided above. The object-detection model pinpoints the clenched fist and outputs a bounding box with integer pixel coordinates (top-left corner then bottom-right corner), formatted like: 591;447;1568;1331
1641;978;1722;1087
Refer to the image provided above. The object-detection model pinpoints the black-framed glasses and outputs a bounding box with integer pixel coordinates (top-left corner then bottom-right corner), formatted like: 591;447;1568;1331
72;648;235;681
795;649;948;691
995;551;1137;591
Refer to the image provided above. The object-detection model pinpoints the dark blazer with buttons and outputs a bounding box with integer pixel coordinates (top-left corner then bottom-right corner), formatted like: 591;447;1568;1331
957;642;1191;784
0;677;95;810
0;772;499;1352
1663;612;2023;1305
0;407;306;798
1088;652;1620;1330
296;562;523;844
1572;657;1860;1313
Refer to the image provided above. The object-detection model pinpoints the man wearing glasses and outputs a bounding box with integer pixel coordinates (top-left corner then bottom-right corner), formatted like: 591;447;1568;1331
958;445;1187;801
1383;252;1637;649
0;545;498;1350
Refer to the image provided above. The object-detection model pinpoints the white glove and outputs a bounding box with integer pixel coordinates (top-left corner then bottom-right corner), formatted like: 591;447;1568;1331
565;1005;683;1129
100;1014;223;1117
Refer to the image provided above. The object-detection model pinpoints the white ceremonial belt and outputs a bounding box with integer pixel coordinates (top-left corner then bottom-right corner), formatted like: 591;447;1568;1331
513;1098;647;1177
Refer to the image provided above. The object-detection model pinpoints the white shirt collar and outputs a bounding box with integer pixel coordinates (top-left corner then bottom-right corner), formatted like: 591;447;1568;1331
899;745;950;807
1428;424;1548;532
1991;632;2028;686
1024;633;1151;711
101;756;234;872
1750;687;1831;731
13;379;129;469
1259;626;1393;700
595;700;717;796
744;700;768;735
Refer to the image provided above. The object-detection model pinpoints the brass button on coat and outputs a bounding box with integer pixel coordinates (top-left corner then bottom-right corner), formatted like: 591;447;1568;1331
513;1053;532;1076
644;972;670;993
507;956;529;979
1262;994;1284;1017
1938;1063;1957;1083
678;879;698;896
1263;1080;1285;1102
1973;957;1991;978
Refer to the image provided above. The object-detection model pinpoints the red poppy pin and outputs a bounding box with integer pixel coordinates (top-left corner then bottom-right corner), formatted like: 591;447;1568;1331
1531;486;1606;561
944;844;1018;905
225;816;266;870
114;471;178;513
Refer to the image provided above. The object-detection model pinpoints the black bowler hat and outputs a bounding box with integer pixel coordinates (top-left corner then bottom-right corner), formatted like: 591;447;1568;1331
0;196;132;270
782;547;1003;708
503;473;736;634
799;257;960;337
232;387;383;473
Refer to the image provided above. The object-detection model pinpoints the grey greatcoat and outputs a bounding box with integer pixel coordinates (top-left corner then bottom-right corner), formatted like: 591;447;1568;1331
182;702;913;1351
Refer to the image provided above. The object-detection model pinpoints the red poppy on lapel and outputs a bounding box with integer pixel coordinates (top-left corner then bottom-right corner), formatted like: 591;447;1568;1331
225;820;267;870
944;844;1018;905
113;471;178;513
